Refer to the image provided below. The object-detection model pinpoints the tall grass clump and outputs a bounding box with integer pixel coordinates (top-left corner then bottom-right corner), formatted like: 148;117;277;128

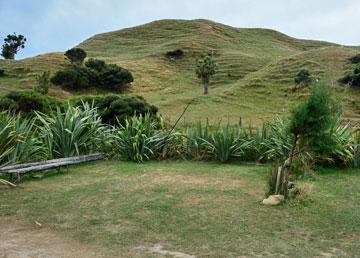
36;102;108;158
0;112;42;165
113;114;157;162
202;124;253;162
0;113;18;166
184;122;210;160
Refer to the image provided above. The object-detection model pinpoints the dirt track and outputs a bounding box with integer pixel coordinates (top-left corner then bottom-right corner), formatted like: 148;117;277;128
0;218;104;258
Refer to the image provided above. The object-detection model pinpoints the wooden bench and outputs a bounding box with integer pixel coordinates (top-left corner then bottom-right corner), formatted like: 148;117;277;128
0;153;105;182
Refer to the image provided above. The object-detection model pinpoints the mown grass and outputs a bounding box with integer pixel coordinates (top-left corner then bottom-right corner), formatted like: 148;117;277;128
1;161;359;257
1;19;360;124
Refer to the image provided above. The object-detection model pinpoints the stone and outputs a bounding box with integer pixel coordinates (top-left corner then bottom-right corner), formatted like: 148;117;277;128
262;195;284;206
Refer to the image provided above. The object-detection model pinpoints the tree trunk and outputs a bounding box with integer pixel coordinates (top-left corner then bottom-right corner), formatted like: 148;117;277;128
203;81;209;95
287;134;299;170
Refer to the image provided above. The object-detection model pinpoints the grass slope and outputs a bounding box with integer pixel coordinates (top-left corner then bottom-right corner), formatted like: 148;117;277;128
0;19;359;123
1;161;359;257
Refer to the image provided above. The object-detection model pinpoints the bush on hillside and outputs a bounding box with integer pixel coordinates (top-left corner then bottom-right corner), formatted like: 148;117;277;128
0;69;5;77
165;49;184;60
85;58;133;90
51;59;133;91
294;69;311;85
64;48;87;64
97;64;133;90
349;54;360;64
0;91;58;115
50;65;98;90
339;66;360;87
70;95;158;125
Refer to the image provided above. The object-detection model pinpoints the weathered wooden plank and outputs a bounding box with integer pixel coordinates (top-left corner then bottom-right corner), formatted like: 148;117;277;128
0;153;105;174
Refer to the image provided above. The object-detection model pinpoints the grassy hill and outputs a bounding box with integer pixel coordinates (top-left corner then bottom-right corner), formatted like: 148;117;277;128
0;19;359;124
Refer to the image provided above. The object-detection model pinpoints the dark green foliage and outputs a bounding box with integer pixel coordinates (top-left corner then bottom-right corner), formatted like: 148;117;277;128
165;49;184;59
1;33;26;59
196;53;217;94
0;91;58;115
35;71;51;95
64;48;87;64
50;65;97;90
294;69;311;85
97;64;133;90
339;74;353;84
339;67;360;87
339;57;360;87
85;58;133;90
349;54;360;64
51;59;133;91
84;58;106;71
289;83;341;162
0;69;5;77
70;95;158;125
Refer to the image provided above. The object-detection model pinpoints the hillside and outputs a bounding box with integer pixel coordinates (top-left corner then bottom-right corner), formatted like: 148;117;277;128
0;19;359;124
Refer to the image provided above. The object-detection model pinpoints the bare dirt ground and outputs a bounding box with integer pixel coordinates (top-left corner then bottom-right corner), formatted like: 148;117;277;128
0;218;197;258
0;218;104;258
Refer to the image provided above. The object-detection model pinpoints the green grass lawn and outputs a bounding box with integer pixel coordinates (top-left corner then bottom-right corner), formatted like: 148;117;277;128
1;161;359;257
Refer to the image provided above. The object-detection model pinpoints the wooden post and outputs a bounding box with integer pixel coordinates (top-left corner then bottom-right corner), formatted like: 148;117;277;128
238;117;242;127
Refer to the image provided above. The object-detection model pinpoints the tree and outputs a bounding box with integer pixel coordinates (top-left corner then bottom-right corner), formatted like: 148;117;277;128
64;48;87;64
195;53;217;95
35;71;51;95
276;83;339;197
1;33;26;60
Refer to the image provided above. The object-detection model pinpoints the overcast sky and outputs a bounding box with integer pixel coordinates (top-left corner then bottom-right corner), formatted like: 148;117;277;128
1;0;360;59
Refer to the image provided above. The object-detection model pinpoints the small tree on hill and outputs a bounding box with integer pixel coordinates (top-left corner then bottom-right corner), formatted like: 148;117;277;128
196;53;217;95
1;33;26;60
65;48;87;64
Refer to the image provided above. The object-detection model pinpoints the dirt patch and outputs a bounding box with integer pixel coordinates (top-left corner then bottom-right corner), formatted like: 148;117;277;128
0;218;105;258
135;244;195;258
151;171;249;188
175;197;204;207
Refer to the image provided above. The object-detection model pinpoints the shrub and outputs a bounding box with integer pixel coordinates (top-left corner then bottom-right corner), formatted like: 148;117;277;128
349;54;360;64
64;48;87;64
84;58;106;71
339;74;353;84
0;91;57;116
98;64;133;90
50;65;97;90
52;59;133;91
71;95;158;125
294;69;311;85
0;69;5;77
36;103;108;158
165;49;184;60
